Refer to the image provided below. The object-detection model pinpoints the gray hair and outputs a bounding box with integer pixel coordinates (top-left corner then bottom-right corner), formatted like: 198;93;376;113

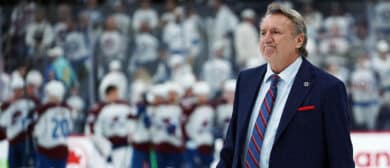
263;3;308;57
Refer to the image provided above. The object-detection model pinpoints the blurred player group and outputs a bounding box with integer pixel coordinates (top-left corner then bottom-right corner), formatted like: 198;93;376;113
0;66;237;168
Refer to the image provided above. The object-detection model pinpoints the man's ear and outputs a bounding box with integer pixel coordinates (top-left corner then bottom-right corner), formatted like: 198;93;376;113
295;33;305;49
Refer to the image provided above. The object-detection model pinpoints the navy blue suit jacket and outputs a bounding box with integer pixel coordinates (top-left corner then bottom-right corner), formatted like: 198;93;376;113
217;58;355;168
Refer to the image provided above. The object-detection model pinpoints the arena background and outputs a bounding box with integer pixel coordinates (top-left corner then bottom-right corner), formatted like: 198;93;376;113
0;0;390;167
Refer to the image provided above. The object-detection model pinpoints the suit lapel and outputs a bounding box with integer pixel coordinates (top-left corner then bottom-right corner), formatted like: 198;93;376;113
274;58;315;143
237;66;266;155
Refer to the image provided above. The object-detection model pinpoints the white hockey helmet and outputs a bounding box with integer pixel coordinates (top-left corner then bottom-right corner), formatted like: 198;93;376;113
192;81;211;96
11;76;25;90
26;70;43;87
45;80;65;102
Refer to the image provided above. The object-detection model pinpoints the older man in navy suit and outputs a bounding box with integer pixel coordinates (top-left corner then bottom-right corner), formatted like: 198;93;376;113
217;3;355;168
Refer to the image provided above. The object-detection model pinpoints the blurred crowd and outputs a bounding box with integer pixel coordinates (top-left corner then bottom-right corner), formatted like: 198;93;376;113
0;0;390;167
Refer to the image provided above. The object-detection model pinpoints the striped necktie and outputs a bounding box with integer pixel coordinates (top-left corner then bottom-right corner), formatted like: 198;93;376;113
245;74;280;168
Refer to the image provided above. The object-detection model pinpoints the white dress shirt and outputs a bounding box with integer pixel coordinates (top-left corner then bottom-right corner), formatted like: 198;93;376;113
244;56;302;168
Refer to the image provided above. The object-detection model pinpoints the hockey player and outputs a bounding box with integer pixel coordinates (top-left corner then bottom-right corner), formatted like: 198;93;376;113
150;82;185;167
0;77;36;167
33;80;72;168
99;60;128;101
215;79;236;138
184;81;215;167
87;85;137;168
130;84;165;167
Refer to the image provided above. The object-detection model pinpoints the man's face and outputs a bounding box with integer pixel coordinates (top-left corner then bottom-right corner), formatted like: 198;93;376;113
26;85;36;96
259;14;302;67
107;89;119;102
13;88;24;99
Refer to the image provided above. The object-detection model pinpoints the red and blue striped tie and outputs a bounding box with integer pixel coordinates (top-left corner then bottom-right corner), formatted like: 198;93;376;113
245;74;280;168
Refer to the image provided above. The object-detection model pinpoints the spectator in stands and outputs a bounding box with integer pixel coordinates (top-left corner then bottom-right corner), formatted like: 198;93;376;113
202;41;232;97
372;0;390;40
183;5;203;67
209;0;238;60
8;2;37;68
10;1;37;36
63;19;90;82
99;15;127;75
301;2;323;38
25;8;54;68
350;54;380;130
169;54;196;89
152;47;172;83
319;24;350;65
111;1;131;35
323;2;353;38
131;21;159;75
349;20;376;58
234;9;261;70
163;7;189;59
132;0;158;32
53;4;72;47
376;84;390;130
159;0;177;29
80;0;103;30
45;46;78;90
371;40;390;98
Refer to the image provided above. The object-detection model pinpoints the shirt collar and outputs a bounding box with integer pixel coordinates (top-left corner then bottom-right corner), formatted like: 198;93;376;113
264;56;303;85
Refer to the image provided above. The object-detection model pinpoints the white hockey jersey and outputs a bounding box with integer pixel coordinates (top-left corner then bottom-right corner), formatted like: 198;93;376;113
351;68;380;103
33;103;72;159
0;98;37;144
185;105;215;147
163;21;188;56
216;103;233;138
132;105;152;144
92;102;137;145
64;31;89;62
150;104;184;148
133;32;159;64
